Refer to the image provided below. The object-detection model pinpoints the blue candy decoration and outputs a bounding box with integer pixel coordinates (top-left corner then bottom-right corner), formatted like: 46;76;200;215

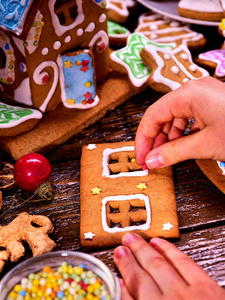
220;161;225;168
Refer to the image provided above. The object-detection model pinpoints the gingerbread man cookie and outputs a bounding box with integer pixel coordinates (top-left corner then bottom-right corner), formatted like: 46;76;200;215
140;43;209;93
135;12;206;52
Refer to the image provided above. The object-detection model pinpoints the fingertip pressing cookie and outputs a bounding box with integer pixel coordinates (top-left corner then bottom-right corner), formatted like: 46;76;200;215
80;141;179;248
140;43;209;93
196;159;225;194
177;0;223;21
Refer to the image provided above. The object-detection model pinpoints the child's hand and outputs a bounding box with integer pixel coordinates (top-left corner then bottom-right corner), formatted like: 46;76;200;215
135;76;225;168
114;233;225;300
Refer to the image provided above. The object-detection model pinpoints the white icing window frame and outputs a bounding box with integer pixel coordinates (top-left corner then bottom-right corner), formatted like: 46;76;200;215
102;194;151;233
48;0;85;36
102;146;148;178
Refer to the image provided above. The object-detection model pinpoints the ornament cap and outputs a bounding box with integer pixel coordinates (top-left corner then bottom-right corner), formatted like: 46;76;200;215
34;181;53;201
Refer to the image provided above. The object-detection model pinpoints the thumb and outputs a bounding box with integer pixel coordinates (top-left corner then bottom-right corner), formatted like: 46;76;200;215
145;129;214;168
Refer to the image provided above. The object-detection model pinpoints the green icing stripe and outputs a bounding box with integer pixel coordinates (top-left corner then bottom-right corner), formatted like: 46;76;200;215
112;33;174;86
107;20;129;35
0;103;42;127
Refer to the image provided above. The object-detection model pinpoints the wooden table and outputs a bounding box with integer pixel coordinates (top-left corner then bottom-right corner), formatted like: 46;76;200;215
1;5;225;290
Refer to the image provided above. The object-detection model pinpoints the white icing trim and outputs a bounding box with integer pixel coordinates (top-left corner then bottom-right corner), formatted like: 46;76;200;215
88;30;109;49
107;0;136;17
0;102;42;128
48;0;85;36
33;61;59;112
102;146;148;178
217;160;225;175
14;77;32;106
102;194;151;233
178;0;223;12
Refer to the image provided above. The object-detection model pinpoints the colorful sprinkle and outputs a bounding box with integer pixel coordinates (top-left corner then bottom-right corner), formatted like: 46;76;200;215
7;262;111;300
91;187;102;195
137;183;147;190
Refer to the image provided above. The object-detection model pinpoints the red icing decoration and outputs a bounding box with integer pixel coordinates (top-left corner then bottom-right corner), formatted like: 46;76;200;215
80;65;89;73
83;92;93;99
87;99;94;104
7;77;13;83
42;74;49;84
14;153;52;192
82;59;89;66
97;43;106;52
142;164;148;170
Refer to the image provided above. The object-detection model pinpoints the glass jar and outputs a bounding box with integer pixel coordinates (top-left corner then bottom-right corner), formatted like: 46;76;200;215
0;251;121;300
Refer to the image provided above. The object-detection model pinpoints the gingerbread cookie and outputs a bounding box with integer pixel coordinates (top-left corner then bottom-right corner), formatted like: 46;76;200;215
107;20;130;46
140;43;209;94
0;0;110;113
196;159;225;194
177;0;223;21
80;141;179;248
110;33;174;91
0;102;42;137
135;12;207;52
107;0;137;24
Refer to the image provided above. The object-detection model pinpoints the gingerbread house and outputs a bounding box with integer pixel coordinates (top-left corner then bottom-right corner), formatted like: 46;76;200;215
0;0;110;112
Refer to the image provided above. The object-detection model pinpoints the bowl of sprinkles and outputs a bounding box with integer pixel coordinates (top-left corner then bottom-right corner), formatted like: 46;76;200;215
0;251;120;300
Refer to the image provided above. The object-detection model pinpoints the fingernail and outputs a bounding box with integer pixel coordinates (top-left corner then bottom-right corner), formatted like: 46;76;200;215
146;154;164;169
150;237;163;247
122;233;137;245
119;278;125;287
114;246;127;259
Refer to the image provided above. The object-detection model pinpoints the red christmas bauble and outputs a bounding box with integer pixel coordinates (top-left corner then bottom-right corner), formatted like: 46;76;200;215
14;153;52;192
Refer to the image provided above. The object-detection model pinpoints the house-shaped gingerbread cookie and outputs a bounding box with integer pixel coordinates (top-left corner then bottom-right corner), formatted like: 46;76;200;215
0;0;110;112
80;141;179;248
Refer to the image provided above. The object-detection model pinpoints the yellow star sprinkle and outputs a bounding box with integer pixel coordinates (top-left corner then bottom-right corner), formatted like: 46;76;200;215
91;187;102;195
137;183;147;190
131;158;135;162
66;98;76;105
64;60;73;68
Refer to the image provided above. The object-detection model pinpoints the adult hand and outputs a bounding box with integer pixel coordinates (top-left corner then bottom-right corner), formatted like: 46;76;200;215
135;76;225;168
114;233;225;300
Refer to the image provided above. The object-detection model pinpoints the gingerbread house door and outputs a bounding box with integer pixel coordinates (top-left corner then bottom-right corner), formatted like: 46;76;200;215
57;50;99;109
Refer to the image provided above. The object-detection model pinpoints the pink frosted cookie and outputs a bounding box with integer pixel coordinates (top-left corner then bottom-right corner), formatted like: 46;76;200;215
135;12;206;52
178;0;223;21
197;48;225;81
140;43;209;94
80;141;179;248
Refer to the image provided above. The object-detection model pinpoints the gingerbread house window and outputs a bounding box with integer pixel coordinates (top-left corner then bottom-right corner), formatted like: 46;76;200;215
48;0;84;36
102;194;151;233
102;146;148;178
54;0;78;26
